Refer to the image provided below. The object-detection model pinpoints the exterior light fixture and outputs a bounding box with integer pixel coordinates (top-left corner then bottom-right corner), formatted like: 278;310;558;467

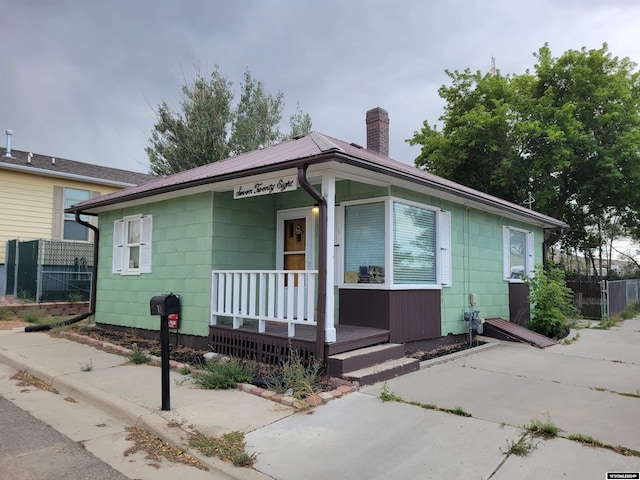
312;204;320;214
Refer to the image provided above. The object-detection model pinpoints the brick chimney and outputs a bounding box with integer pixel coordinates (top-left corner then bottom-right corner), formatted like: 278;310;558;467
366;107;389;156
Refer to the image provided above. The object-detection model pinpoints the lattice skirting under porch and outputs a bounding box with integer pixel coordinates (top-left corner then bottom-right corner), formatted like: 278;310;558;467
209;326;317;366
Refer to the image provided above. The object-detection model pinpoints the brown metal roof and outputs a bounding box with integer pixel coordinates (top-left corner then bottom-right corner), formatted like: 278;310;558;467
65;132;568;230
483;317;557;348
0;148;156;186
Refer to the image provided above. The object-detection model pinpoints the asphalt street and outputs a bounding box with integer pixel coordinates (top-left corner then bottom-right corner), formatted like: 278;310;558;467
0;395;129;480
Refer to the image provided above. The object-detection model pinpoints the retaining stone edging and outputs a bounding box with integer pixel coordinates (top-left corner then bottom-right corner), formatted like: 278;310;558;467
57;331;357;409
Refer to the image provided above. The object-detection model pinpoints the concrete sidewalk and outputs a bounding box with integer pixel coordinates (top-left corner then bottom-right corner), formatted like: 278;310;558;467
0;327;291;479
249;319;640;479
1;319;639;479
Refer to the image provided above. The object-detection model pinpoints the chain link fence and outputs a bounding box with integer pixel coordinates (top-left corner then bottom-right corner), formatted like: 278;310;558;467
5;239;93;302
567;279;640;321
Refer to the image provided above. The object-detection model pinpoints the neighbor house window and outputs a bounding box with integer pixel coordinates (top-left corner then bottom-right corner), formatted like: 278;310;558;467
53;186;97;241
112;215;152;275
342;198;451;287
344;202;385;283
63;188;91;240
503;226;534;281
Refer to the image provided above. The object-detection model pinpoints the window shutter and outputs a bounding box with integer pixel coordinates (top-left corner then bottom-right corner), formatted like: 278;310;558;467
52;186;63;240
112;220;124;273
439;210;452;287
139;215;153;274
503;226;510;280
526;231;535;277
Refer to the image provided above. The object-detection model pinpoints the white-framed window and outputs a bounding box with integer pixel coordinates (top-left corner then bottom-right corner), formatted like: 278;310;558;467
344;201;386;284
53;186;98;241
63;188;91;240
341;197;451;288
503;226;534;281
112;215;152;275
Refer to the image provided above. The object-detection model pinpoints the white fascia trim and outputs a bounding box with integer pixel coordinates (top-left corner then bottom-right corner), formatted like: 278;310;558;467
0;162;138;188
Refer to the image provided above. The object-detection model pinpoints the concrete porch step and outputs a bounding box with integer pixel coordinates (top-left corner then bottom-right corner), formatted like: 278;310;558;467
327;343;405;376
342;357;420;386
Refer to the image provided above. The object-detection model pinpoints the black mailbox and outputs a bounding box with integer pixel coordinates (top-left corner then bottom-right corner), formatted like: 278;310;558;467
150;293;180;316
149;293;180;412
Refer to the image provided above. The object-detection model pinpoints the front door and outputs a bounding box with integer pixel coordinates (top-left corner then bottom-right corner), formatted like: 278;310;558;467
283;218;306;286
277;210;314;317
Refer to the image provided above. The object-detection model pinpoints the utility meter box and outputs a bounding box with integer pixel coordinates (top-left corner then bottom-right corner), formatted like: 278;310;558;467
149;294;180;317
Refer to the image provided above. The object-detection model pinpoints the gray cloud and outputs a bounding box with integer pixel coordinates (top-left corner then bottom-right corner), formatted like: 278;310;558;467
1;0;639;173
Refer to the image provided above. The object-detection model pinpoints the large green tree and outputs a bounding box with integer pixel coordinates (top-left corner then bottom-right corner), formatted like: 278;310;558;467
228;68;285;155
409;44;640;257
147;67;233;175
147;67;312;175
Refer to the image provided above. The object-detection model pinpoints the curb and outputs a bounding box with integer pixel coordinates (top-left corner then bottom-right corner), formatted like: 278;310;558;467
419;340;501;369
0;342;265;480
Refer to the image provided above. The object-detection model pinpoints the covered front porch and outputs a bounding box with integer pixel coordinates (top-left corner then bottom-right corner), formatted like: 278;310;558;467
209;269;440;372
210;269;370;365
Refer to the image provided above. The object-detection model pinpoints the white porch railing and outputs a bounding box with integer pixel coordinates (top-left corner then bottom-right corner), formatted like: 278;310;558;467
211;270;318;337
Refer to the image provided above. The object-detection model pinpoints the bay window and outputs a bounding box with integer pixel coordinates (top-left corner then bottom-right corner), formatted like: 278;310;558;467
342;198;451;288
344;202;386;283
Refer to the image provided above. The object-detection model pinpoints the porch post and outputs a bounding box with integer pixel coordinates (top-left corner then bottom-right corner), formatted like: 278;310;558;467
297;165;327;361
322;173;337;343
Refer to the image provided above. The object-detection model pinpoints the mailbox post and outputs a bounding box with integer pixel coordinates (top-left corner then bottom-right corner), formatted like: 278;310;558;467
149;293;180;411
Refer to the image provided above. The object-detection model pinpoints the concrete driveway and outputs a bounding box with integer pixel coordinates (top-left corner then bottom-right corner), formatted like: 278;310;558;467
247;318;640;479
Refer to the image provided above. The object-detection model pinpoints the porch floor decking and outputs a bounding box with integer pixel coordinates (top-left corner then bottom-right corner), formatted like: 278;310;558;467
210;322;390;356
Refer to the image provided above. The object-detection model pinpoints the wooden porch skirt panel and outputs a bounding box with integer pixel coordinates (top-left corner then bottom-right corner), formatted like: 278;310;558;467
338;289;441;343
508;283;530;325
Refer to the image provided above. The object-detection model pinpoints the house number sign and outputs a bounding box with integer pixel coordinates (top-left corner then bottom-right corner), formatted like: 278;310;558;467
233;176;298;199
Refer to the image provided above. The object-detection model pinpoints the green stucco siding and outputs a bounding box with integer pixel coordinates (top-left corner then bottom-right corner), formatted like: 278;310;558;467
336;180;388;202
212;192;276;269
390;186;543;335
443;205;542;335
96;192;213;336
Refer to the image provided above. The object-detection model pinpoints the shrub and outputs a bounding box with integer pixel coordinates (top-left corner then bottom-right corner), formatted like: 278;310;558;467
526;416;560;438
192;358;254;389
0;307;13;321
67;292;85;303
267;348;323;399
17;289;35;303
620;302;640;320
127;345;151;364
18;308;45;324
188;431;257;467
525;265;580;338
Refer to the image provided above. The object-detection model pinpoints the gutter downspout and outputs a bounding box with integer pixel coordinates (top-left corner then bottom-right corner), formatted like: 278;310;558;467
297;165;327;363
25;211;98;332
75;211;99;314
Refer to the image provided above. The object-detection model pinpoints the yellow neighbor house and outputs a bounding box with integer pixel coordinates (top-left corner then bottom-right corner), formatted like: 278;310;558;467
0;144;155;297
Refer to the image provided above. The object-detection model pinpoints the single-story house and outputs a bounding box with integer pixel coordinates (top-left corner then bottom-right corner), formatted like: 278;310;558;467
66;108;567;372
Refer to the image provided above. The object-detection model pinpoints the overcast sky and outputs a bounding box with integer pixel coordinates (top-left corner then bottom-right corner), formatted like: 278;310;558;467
1;0;639;174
